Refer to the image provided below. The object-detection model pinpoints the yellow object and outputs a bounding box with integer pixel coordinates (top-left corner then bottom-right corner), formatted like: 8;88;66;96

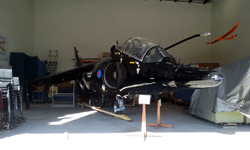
129;62;135;64
0;41;7;44
78;102;131;121
198;111;244;124
36;86;44;92
244;116;250;124
48;86;58;98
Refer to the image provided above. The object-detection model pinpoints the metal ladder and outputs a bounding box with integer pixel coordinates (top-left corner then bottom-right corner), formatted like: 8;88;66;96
47;50;58;75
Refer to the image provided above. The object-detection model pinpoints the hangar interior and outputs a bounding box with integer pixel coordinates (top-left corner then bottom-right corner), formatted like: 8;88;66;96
0;0;250;147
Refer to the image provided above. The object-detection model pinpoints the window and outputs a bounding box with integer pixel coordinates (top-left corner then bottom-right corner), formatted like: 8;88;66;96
124;37;157;61
144;48;164;63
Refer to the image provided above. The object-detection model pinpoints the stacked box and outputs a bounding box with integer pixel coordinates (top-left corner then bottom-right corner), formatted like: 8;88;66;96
0;69;12;78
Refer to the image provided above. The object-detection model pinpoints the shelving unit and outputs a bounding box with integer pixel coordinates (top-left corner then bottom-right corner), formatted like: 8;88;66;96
0;70;25;130
51;81;75;107
47;50;58;75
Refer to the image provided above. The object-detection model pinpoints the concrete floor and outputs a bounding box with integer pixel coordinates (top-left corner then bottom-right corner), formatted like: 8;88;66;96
0;102;250;149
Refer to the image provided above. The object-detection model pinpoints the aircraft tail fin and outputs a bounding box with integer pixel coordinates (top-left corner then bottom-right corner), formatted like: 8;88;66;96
74;46;81;67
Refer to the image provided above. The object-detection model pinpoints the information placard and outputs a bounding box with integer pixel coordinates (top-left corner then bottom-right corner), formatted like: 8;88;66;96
138;95;151;105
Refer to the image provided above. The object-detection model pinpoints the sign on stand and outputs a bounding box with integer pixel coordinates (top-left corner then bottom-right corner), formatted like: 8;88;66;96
138;95;151;105
138;94;151;140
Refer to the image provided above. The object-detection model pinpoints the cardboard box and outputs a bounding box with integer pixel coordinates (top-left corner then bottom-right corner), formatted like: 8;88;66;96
0;69;12;78
56;81;73;88
36;86;44;92
13;77;19;90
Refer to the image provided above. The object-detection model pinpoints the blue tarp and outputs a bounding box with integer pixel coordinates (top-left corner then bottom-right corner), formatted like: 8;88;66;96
10;52;47;102
174;89;195;102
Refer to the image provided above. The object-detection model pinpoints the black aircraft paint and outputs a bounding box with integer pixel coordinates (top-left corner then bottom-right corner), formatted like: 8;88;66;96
26;34;223;110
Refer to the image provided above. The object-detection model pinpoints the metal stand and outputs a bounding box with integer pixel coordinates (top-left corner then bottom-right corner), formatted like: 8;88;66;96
52;81;75;107
47;50;58;75
147;100;172;129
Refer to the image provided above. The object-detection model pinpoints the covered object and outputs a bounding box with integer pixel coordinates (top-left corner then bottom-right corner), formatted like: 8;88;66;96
190;56;250;119
10;52;47;103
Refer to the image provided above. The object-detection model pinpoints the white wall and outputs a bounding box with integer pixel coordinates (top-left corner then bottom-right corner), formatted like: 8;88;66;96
0;0;35;56
34;0;212;72
211;0;250;66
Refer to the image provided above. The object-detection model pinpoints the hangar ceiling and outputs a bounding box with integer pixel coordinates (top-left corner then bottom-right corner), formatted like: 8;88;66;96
160;0;214;4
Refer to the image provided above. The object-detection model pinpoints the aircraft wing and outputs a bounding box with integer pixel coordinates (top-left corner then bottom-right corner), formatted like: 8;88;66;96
26;63;95;86
221;22;239;38
207;22;239;45
207;40;219;44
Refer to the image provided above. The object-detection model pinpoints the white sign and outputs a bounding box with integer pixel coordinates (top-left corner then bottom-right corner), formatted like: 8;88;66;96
159;99;161;107
138;95;151;105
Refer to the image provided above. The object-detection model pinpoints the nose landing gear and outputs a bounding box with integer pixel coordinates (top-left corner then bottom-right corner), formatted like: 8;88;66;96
113;95;125;114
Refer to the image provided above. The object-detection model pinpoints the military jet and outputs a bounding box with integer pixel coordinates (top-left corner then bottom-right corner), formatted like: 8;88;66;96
27;33;223;113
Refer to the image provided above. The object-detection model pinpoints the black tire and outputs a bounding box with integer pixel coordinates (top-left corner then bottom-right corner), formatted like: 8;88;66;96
104;62;127;89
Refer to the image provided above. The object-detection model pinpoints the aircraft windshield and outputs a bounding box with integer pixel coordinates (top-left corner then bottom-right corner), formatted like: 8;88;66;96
143;47;172;62
124;37;157;61
116;37;172;61
157;47;171;58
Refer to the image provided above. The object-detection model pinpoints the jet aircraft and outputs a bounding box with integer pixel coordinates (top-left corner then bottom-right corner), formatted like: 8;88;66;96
27;33;223;113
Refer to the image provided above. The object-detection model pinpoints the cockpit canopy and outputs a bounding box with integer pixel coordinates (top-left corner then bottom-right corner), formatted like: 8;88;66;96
117;37;171;62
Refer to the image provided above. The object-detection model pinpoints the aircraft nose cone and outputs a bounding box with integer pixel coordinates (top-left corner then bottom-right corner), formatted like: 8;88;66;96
209;72;223;84
185;71;223;88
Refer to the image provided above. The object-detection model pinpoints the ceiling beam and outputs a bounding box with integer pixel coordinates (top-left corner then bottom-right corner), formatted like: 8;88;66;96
161;0;211;4
203;0;209;4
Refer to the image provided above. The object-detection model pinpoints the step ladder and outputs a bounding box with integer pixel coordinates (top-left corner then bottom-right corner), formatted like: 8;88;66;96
47;50;58;75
